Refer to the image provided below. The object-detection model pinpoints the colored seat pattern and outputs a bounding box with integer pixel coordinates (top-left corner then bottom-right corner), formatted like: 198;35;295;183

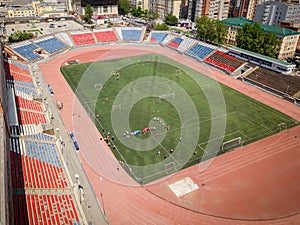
186;43;216;60
167;37;183;49
121;29;142;41
205;51;244;72
35;37;67;53
94;29;118;42
18;110;47;125
70;32;96;46
13;43;41;61
16;96;43;112
150;32;168;43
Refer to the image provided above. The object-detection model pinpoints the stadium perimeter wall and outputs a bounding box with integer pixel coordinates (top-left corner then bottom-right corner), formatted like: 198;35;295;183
0;44;11;225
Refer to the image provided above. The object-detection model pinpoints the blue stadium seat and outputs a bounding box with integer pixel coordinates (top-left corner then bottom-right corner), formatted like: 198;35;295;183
122;29;142;41
36;38;67;53
151;33;168;43
187;43;215;60
172;37;183;44
13;80;35;88
24;140;62;167
27;133;54;141
13;44;41;61
11;61;29;71
14;85;36;96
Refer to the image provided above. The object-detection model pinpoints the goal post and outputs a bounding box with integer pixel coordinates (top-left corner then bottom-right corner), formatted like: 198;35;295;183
277;122;287;131
221;137;242;152
158;93;174;100
94;83;102;91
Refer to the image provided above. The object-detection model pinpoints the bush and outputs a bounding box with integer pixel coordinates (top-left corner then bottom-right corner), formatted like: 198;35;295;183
155;23;169;31
9;30;34;43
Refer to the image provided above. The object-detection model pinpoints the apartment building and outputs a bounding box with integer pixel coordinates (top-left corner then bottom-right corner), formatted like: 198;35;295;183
7;0;68;18
254;1;300;26
148;0;181;19
187;0;230;21
73;0;118;21
222;17;300;59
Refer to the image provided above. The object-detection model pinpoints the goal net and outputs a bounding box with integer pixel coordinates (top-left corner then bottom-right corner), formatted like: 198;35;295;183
94;83;102;91
277;122;287;131
163;162;176;174
221;137;242;152
112;104;121;111
159;93;174;100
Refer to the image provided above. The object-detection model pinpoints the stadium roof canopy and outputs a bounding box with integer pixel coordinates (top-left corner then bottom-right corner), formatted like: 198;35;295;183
228;46;294;66
222;17;300;37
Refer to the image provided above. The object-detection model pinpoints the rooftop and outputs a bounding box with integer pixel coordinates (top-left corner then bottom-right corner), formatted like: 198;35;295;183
229;46;295;66
222;17;300;37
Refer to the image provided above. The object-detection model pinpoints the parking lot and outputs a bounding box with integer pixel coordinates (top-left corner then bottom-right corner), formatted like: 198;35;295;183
5;19;84;37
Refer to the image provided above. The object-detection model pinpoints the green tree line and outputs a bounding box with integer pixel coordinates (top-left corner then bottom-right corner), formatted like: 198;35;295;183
236;23;281;58
195;16;227;45
9;30;34;43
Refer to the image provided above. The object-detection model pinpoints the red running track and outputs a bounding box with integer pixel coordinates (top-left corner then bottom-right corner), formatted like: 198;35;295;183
39;45;300;224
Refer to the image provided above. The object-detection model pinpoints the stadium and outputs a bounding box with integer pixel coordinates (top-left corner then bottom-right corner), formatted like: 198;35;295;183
1;22;300;225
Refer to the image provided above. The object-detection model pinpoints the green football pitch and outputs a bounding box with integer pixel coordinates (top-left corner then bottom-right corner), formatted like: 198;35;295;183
60;54;298;183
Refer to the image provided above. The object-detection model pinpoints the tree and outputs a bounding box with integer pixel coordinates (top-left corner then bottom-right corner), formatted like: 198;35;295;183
236;22;282;58
195;16;210;41
195;16;227;45
164;13;178;26
118;0;130;15
131;6;143;17
236;23;253;50
142;10;159;21
214;20;228;45
250;23;265;54
82;4;93;23
263;32;281;58
9;30;34;43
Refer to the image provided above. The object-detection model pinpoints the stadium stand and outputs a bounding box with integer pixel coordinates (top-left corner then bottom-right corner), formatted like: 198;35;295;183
167;37;184;49
5;70;32;82
34;36;67;53
121;27;142;41
18;110;47;125
70;31;96;46
55;32;74;47
12;42;41;61
94;28;118;42
7;80;34;88
177;37;198;53
4;52;83;225
150;32;168;43
25;194;80;224
5;71;33;83
4;60;30;75
186;42;216;60
205;50;245;72
14;89;34;101
12;192;81;225
12;194;29;225
246;67;300;97
161;34;176;46
14;85;37;96
27;133;54;141
20;124;39;136
22;140;61;167
15;96;43;112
